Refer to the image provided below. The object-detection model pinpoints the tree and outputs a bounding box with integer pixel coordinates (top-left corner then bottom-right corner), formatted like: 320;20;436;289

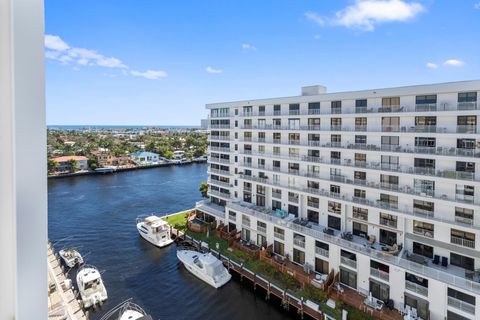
199;181;208;198
47;159;57;174
164;150;174;159
66;159;78;173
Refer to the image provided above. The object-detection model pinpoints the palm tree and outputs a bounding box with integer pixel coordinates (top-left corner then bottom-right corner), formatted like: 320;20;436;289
47;159;57;174
66;159;78;173
199;181;208;198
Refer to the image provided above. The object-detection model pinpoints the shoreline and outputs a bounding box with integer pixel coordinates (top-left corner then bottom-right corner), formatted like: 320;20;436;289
48;159;207;179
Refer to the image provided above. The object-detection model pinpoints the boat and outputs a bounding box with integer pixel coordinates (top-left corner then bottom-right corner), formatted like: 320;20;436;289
136;215;174;248
177;248;231;288
76;264;108;309
59;247;84;268
100;299;153;320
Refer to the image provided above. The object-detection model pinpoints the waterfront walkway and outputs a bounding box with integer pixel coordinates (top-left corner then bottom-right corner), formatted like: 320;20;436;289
47;242;86;320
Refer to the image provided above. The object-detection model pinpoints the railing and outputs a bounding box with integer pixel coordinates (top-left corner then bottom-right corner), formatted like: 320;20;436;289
208;179;231;188
288;196;299;203
451;236;475;248
315;247;329;258
455;193;475;204
207;168;231;176
208;190;231;199
307;201;319;208
239;124;477;134
208;146;230;153
226;201;480;295
405;280;428;297
257;225;267;234
341;256;357;269
272;192;282;199
195;200;226;218
413;227;434;238
209;124;231;129
293;238;306;248
237;102;480;117
352;212;368;221
447;296;476;315
274;231;285;240
209;113;230;118
208;157;231;164
370;267;389;281
379;217;397;228
239;138;480;158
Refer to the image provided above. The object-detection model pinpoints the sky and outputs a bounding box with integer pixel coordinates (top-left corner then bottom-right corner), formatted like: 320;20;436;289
45;0;480;126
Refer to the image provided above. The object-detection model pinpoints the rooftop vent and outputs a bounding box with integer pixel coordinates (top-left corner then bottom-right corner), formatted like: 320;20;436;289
301;85;327;96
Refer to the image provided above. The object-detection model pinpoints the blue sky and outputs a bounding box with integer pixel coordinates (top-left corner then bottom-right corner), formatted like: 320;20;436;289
45;0;480;125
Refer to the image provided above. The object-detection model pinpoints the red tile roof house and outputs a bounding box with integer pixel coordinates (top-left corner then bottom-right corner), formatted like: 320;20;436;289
50;156;89;174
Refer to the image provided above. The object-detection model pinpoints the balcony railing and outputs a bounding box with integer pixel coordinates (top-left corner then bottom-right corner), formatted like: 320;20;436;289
448;296;476;315
307;201;319;208
236;102;479;117
341;256;357;269
195;200;225;219
405;280;428;297
293;238;306;248
272;192;282;199
227;201;480;295
370;267;389;281
209;124;231;129
257;225;267;234
208;190;231;199
315;247;329;257
288;196;299;203
413;227;434;238
208;157;231;164
207;168;231;176
208;179;231;188
208;146;230;153
380;217;397;228
274;231;285;240
451;235;475;248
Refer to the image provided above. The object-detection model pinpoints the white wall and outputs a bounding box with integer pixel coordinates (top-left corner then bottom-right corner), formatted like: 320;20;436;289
0;0;47;319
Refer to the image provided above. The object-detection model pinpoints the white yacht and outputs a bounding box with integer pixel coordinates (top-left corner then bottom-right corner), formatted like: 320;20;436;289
136;215;174;248
100;299;152;320
177;249;231;288
76;265;108;309
59;247;84;268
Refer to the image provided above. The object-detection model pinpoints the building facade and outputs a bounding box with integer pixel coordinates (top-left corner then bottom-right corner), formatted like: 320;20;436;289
51;155;89;172
130;151;160;165
197;80;480;320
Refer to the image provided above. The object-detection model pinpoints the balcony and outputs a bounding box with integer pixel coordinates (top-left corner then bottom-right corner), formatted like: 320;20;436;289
370;267;389;281
274;231;285;240
451;236;475;248
448;296;476;315
272;191;282;199
455;193;475;204
209;113;230;118
196;200;226;219
289;110;300;115
209;135;231;141
341;256;357;269
415;103;437;112
413;227;434;238
208;190;231;199
227;201;480;296
257;225;267;234
209;124;231;129
288;195;299;203
380;217;397;228
207;168;231;176
208;157;230;164
208;179;231;188
307;200;319;208
405;280;428;297
208;146;230;153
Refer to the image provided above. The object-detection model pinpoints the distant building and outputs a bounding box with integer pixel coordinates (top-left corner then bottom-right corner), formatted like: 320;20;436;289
92;150;133;168
51;156;88;172
130;151;160;165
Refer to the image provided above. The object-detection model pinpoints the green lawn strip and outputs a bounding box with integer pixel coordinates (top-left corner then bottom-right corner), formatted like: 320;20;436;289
161;210;191;229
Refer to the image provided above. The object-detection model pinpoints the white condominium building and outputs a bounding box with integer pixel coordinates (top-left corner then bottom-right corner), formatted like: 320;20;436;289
197;80;480;320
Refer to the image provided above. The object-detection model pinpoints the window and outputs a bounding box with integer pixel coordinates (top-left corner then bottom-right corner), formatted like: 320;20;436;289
354;171;366;182
289;103;300;114
308;118;320;128
451;229;475;248
308;102;320;114
328;215;341;230
355;135;367;144
413;242;434;258
448;288;475;307
413;221;434;238
355;117;367;130
455;207;474;224
352;222;368;237
451;252;474;271
293;248;305;265
272;200;282;210
353;207;368;220
355;99;367;107
414;158;435;173
315;258;329;274
288;118;300;129
414;179;435;196
354;153;366;167
456;161;475;173
370;279;389;301
274;104;281;114
380;213;397;228
458;92;477;102
288;204;298;217
307;209;319;223
457;116;477;133
382;97;400;108
381;136;399;147
274;240;285;256
415;137;436;148
340;268;357;289
328;201;341;214
331;117;342;129
381;117;400;131
307;196;319;208
331;101;342;114
416;95;437;105
381;155;398;170
330;184;340;195
413;200;434;216
273;118;281;127
380;174;399;189
354;189;366;199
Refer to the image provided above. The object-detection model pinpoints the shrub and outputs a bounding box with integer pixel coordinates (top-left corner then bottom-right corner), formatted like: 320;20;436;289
303;285;328;304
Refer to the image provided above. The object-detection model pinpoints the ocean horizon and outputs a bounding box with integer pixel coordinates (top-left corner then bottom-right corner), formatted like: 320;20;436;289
47;124;201;130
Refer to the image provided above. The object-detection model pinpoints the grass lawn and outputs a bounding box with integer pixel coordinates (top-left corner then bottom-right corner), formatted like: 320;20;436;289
162;210;191;229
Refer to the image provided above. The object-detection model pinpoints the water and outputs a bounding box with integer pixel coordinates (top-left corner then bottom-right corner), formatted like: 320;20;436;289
48;164;296;320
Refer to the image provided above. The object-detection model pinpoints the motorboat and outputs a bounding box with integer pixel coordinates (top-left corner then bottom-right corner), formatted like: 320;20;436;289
76;264;108;309
177;249;231;288
136;215;174;248
59;247;84;268
100;299;152;320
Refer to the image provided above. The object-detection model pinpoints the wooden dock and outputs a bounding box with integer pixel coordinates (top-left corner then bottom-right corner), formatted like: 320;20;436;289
47;242;87;320
175;232;324;320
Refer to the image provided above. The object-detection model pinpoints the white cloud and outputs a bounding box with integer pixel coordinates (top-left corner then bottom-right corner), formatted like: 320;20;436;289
306;0;424;31
426;62;438;69
130;70;168;80
242;43;257;51
206;66;223;74
443;59;465;67
474;2;480;9
45;34;70;51
44;34;165;80
305;11;326;26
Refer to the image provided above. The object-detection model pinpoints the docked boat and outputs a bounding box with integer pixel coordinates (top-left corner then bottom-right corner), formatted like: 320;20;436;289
59;247;84;268
136;215;174;248
100;299;152;320
76;265;108;309
177;249;231;288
